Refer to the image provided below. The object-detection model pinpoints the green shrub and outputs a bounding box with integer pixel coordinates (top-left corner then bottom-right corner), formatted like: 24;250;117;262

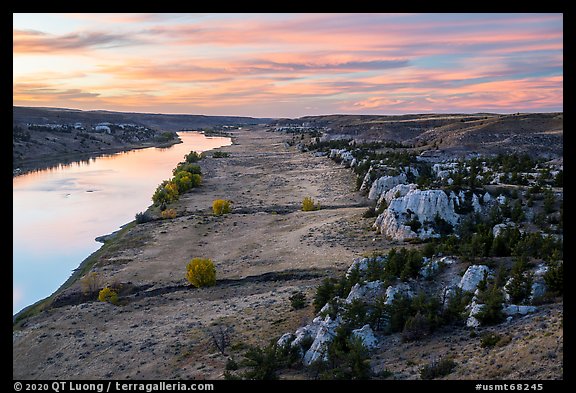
362;206;377;218
402;312;432;342
225;358;239;371
442;287;473;325
313;278;338;313
240;343;282;380
173;171;202;193
135;211;153;224
420;357;456;380
480;332;501;348
173;162;201;176
474;284;505;326
318;334;372;380
186;258;216;288
184;151;202;163
340;299;369;330
213;151;230;158
506;258;533;304
289;291;307;310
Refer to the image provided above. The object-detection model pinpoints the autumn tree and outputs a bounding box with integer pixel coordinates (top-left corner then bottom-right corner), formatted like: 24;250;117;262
302;196;320;211
152;180;179;210
213;199;231;216
98;286;119;305
186;258;217;288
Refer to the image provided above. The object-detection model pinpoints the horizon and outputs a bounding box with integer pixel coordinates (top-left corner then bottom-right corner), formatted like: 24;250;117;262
13;13;563;118
12;104;564;120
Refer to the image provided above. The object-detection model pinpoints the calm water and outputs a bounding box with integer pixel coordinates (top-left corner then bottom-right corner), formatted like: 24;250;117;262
13;131;231;315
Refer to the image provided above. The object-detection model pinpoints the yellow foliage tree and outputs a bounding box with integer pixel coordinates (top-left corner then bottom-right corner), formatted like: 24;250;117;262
98;286;119;305
212;199;231;216
302;196;320;211
186;258;217;288
161;208;177;219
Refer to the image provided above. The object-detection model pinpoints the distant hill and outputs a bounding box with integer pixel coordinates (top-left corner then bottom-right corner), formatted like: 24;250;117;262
13;106;273;131
272;112;563;159
12;106;274;174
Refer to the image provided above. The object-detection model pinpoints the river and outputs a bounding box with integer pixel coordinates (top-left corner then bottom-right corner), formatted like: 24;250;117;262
13;131;232;315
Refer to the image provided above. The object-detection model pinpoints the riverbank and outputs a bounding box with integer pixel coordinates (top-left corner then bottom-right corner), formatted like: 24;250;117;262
13;138;182;177
13;126;377;379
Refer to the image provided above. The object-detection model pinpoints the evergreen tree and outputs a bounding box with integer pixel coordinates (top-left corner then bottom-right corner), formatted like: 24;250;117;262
505;258;533;304
544;261;563;296
475;284;505;326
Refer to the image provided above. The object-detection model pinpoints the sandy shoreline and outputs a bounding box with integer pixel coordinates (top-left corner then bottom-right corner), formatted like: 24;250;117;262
13;126;378;379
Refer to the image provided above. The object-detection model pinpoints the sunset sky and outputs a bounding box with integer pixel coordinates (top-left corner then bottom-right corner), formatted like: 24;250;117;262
13;13;563;118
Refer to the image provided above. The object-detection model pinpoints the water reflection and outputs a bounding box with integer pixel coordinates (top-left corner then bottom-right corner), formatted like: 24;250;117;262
13;132;231;315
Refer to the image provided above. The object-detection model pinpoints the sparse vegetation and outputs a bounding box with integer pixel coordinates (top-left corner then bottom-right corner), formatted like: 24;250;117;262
80;272;102;297
420;357;456;380
480;332;511;348
209;324;232;355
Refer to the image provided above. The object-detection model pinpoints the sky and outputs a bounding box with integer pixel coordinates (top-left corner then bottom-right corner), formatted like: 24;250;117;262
13;13;563;118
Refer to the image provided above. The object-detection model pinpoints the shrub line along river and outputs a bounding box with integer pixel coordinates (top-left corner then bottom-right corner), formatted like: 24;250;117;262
13;131;232;315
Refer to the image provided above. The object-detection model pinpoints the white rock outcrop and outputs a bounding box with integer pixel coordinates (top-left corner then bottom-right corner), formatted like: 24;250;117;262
351;324;378;350
288;317;322;349
378;183;418;207
458;265;490;293
346;257;370;277
419;256;458;279
374;210;417;240
466;302;484;327
329;149;355;167
385;282;414;304
345;281;386;304
503;305;537;316
492;222;517;238
373;189;460;240
472;193;482;212
530;264;549;301
432;162;458;178
277;332;294;348
368;173;407;200
302;315;339;366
